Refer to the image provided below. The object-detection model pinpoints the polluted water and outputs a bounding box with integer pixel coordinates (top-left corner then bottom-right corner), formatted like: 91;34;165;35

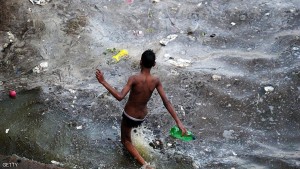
0;0;300;169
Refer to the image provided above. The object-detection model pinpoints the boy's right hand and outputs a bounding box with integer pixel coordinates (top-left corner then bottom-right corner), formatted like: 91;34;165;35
96;69;105;84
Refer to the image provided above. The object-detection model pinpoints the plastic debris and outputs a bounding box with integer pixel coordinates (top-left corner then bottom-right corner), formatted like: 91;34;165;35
167;143;173;147
9;90;17;98
264;86;274;93
32;61;48;73
210;34;216;38
5;129;9;133
40;62;48;69
170;125;195;141
160;34;178;46
231;22;236;26
29;0;49;6
112;49;128;62
212;75;222;81
68;89;76;94
168;58;191;67
7;32;15;42
76;125;83;130
51;160;64;166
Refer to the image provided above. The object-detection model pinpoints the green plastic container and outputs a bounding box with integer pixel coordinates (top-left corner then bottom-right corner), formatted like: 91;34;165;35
170;126;195;142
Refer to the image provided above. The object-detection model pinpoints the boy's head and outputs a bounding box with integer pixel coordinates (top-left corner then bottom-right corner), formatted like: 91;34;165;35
141;49;156;68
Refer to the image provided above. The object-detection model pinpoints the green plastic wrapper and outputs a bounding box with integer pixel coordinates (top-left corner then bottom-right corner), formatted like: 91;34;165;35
169;125;195;141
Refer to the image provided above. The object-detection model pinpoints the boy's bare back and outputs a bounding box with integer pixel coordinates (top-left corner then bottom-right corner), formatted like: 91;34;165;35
124;73;159;119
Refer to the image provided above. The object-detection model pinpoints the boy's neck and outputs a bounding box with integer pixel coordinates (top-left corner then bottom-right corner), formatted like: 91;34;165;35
141;67;151;74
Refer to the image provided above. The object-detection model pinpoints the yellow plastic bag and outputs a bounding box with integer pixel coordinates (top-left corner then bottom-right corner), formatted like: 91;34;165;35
112;49;128;62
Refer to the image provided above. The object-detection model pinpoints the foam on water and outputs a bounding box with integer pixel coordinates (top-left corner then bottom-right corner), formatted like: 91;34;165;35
131;125;160;166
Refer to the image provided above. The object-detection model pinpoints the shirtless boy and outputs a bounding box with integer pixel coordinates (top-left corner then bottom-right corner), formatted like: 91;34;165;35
96;49;187;168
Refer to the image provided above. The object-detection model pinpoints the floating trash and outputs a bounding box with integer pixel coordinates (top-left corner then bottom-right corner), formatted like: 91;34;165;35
29;0;49;5
112;49;128;62
9;90;17;98
212;75;222;81
5;129;9;134
51;160;64;167
264;86;274;93
160;34;178;46
168;58;191;67
32;61;48;73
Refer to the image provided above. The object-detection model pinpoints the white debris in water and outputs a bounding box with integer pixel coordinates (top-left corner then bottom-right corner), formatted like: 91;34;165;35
32;66;40;73
179;105;186;116
5;129;9;133
76;125;83;129
40;61;48;69
276;130;281;136
212;75;222;81
29;0;49;6
264;86;274;93
68;89;76;93
202;117;207;120
159;34;178;46
32;62;48;73
292;47;299;51
231;22;236;26
232;151;237;156
168;58;191;67
51;160;63;166
7;32;15;42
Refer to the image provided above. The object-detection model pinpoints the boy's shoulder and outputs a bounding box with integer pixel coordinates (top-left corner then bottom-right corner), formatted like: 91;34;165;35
129;74;160;82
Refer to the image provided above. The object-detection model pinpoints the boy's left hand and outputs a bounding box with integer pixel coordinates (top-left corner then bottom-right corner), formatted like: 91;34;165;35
178;123;188;136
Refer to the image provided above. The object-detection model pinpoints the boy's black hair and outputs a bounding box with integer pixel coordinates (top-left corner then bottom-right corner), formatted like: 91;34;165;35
141;49;156;68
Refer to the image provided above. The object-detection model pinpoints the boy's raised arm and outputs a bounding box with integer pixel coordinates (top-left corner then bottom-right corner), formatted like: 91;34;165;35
156;79;187;135
96;69;132;101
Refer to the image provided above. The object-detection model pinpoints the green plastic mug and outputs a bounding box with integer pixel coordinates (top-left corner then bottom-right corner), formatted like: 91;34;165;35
170;126;195;141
